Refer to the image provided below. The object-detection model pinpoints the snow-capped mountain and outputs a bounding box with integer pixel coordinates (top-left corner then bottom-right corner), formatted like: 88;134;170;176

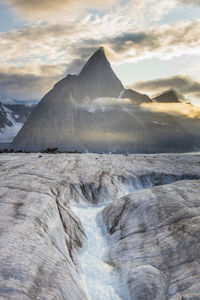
0;102;12;130
11;47;198;153
0;101;33;144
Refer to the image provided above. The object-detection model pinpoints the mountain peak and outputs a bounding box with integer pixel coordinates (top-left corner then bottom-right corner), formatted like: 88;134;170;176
153;89;180;103
79;46;108;76
98;46;105;53
78;47;124;98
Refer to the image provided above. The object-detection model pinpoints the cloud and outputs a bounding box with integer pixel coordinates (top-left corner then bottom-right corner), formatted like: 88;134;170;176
130;75;200;106
64;19;200;74
0;22;92;65
5;0;189;22
0;64;65;101
107;20;200;62
1;2;195;69
77;97;132;113
181;0;200;4
5;0;116;20
0;18;199;100
141;102;200;118
131;75;200;95
1;0;199;101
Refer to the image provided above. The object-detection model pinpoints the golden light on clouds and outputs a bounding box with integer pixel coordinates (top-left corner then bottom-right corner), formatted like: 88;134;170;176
0;0;200;103
6;0;116;19
141;102;200;119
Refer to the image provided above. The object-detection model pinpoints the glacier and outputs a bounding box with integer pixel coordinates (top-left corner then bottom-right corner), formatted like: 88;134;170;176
72;204;122;300
1;153;200;299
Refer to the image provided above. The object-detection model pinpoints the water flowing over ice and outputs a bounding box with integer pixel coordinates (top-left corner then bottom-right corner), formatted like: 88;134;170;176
72;204;123;300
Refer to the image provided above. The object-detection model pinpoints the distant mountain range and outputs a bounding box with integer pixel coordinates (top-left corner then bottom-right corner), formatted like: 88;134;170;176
4;47;200;153
0;102;34;146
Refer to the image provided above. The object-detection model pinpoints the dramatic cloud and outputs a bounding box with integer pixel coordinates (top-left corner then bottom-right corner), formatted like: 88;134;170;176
141;102;200;118
0;19;130;67
64;20;200;73
6;0;198;22
131;75;200;95
107;20;200;61
1;0;199;101
130;75;200;106
0;65;65;100
0;18;199;101
1;1;195;70
5;0;116;20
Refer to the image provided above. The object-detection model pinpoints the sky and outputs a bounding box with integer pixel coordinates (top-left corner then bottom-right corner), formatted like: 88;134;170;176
0;0;200;106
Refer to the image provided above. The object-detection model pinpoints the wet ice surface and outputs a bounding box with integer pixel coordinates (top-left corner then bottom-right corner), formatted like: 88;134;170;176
72;204;123;300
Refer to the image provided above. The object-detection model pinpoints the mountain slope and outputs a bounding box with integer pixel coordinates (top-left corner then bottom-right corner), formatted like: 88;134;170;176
123;89;151;103
52;47;124;101
78;47;124;99
0;102;12;130
0;102;33;144
11;48;197;153
153;89;180;103
4;104;34;123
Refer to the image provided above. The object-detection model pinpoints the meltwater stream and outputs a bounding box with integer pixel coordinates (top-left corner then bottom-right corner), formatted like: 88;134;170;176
72;204;122;300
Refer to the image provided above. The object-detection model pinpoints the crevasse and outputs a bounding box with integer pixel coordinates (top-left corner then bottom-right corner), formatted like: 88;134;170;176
70;173;200;299
72;204;123;300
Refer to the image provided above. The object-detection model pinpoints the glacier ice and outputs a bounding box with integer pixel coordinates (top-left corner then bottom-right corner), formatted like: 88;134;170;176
72;204;123;300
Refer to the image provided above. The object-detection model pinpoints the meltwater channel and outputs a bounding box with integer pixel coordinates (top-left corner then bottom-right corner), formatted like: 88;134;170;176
72;204;123;300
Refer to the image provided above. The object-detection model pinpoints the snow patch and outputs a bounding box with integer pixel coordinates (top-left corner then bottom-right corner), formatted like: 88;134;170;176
118;90;125;99
0;106;23;143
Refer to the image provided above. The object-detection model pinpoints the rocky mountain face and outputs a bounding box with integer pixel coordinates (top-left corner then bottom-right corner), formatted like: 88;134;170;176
51;47;125;103
153;89;180;103
4;103;34;123
0;101;34;146
0;102;12;130
78;47;124;99
174;115;200;149
11;48;198;153
123;88;151;103
1;153;200;299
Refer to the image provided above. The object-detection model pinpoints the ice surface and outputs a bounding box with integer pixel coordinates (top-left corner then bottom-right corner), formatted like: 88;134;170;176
72;204;123;300
1;153;200;299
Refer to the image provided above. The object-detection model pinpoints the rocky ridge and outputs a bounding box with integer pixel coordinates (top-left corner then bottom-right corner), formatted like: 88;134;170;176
153;90;180;103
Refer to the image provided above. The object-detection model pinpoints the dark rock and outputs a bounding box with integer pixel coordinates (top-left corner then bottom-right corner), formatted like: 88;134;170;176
123;88;152;103
4;103;33;123
46;147;58;153
153;89;180;103
0;102;13;130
